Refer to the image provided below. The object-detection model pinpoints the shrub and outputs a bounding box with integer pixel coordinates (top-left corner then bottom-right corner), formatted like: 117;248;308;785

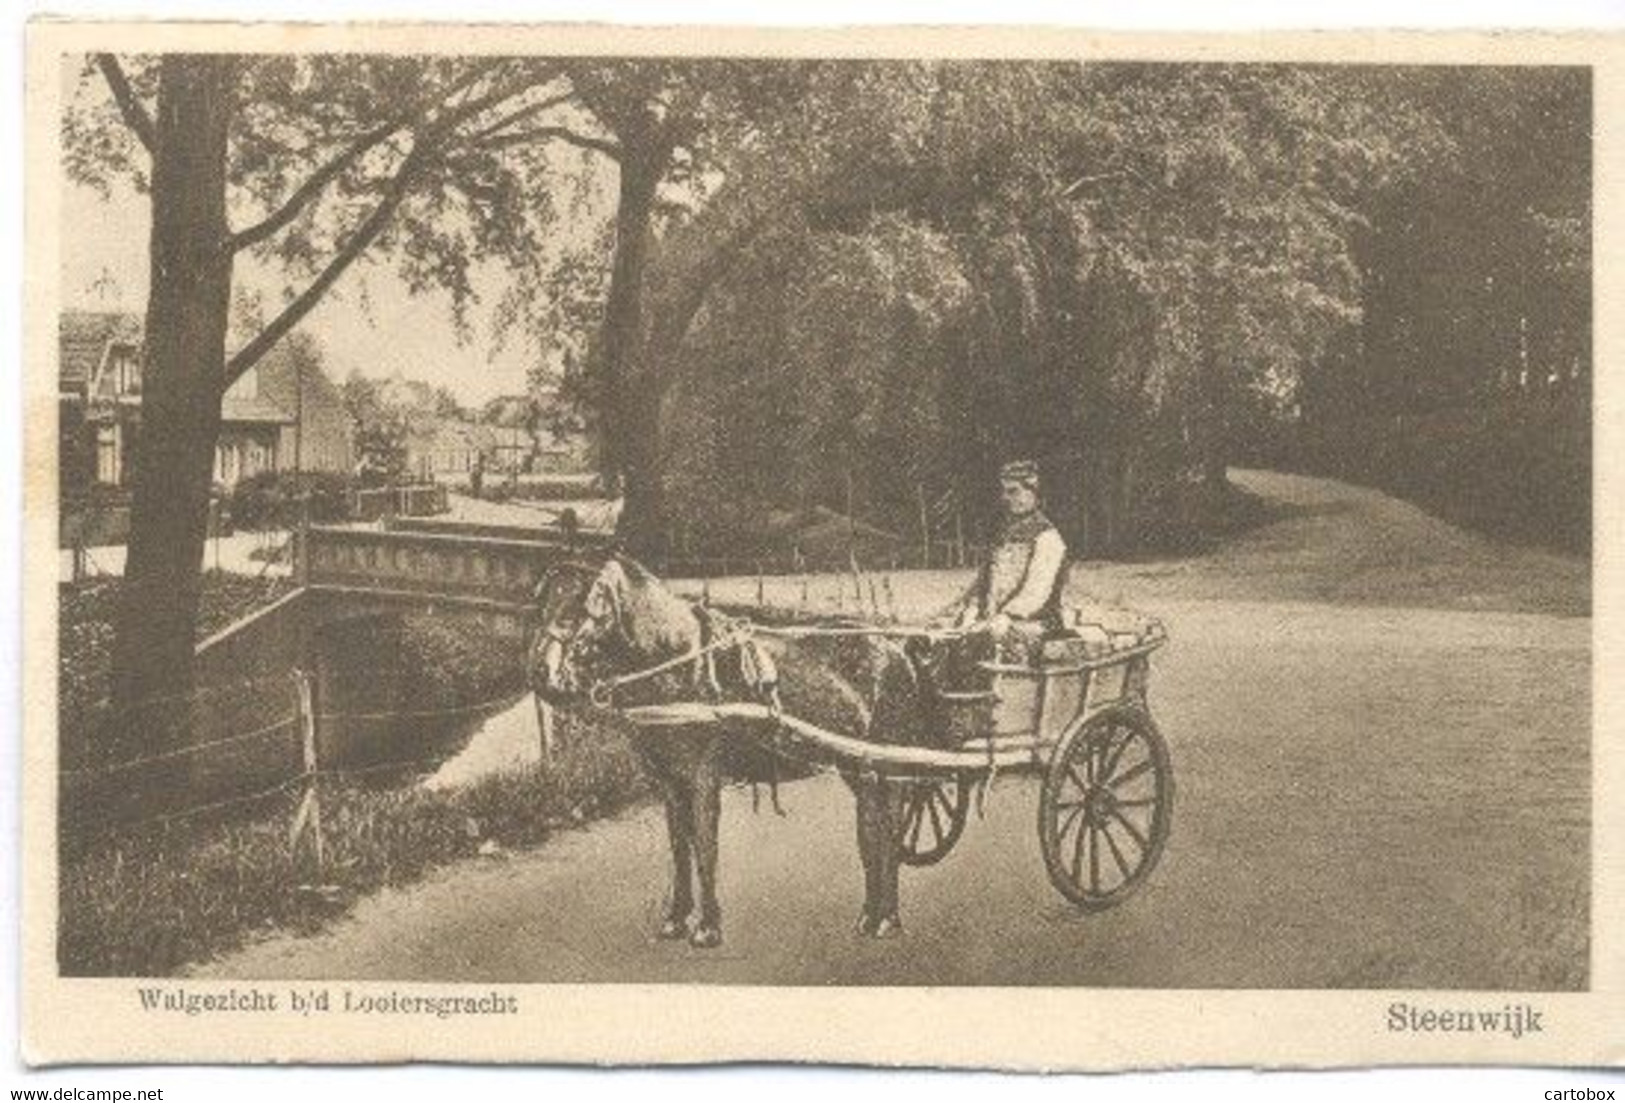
396;614;525;712
58;574;296;765
224;470;355;530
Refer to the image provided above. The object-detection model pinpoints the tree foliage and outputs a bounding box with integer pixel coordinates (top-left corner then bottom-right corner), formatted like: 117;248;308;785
621;61;1474;553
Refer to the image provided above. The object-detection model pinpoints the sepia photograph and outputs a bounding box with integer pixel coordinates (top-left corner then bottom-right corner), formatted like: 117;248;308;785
18;19;1620;1071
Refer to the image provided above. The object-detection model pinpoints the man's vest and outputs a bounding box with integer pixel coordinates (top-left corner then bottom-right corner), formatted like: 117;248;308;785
977;509;1065;626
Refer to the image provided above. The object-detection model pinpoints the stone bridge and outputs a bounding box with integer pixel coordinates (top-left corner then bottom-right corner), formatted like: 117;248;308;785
294;521;612;636
154;521;613;801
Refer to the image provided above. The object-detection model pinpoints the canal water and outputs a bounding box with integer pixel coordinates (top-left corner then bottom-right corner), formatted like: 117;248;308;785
312;612;537;791
420;693;548;791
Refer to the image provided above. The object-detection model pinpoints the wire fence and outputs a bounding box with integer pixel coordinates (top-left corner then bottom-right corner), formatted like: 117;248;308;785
60;667;542;867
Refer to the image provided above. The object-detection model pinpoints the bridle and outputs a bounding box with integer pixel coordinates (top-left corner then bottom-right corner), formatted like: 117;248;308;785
531;557;729;708
534;559;618;637
531;559;622;700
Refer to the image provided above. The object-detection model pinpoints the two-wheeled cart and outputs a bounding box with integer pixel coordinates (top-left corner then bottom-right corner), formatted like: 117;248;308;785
623;619;1174;911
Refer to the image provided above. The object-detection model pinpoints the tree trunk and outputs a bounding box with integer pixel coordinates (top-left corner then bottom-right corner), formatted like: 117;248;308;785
598;140;668;559
107;56;235;755
1196;293;1231;506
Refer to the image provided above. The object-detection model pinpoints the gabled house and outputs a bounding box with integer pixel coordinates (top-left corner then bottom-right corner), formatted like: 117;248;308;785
58;310;354;499
59;311;143;495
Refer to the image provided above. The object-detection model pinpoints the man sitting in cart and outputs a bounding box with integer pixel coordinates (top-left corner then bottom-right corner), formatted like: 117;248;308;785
933;458;1068;664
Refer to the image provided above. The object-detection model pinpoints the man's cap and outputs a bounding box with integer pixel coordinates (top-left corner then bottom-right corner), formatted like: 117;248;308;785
999;459;1041;486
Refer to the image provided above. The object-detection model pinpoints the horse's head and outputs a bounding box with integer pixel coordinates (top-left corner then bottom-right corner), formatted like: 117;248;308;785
529;552;697;707
530;555;626;706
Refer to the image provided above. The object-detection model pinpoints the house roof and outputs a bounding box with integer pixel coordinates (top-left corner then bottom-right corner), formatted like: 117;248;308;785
220;395;295;425
61;311;339;431
408;416;495;453
60;311;140;395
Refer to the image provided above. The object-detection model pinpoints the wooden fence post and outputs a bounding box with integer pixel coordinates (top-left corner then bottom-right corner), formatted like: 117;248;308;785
288;668;325;877
537;696;557;767
916;483;931;570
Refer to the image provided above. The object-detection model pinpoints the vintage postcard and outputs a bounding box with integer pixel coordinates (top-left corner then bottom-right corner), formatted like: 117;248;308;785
19;20;1624;1069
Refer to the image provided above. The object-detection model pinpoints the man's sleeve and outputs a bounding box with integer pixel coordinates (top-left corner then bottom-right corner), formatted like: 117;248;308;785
999;530;1066;618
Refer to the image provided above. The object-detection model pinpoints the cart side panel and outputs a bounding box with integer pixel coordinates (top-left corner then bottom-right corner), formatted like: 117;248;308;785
991;673;1040;735
1085;662;1129;712
1038;636;1090;742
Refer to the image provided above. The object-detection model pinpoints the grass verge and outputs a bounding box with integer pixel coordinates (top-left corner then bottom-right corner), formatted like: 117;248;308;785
59;715;647;977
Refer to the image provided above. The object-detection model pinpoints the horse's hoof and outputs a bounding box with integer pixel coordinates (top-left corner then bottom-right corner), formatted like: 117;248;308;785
855;910;876;936
657;916;689;941
689;924;722;949
871;914;904;939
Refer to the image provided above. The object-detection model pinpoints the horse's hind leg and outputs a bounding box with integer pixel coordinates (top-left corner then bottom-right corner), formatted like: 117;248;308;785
688;749;725;949
874;780;908;935
853;781;881;935
852;777;902;938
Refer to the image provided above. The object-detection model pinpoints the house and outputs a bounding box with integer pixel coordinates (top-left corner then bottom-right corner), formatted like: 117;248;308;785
58;311;354;497
58;311;142;497
405;417;494;481
251;340;355;478
480;390;593;475
214;366;294;488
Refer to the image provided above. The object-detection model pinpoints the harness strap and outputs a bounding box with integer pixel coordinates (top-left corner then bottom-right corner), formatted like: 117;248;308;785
589;626;750;707
586;611;969;706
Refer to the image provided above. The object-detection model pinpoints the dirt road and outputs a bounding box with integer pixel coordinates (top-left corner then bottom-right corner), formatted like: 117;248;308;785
199;470;1590;988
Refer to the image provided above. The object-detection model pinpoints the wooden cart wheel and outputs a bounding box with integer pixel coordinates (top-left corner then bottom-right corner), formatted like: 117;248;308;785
1038;706;1172;910
896;774;972;867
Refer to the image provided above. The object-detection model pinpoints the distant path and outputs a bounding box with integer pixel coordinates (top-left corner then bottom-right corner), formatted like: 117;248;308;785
440;490;621;534
60;528;294;582
198;469;1590;988
1093;468;1589;617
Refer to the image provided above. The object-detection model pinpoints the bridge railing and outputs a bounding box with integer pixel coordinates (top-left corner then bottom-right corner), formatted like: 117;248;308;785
299;523;598;606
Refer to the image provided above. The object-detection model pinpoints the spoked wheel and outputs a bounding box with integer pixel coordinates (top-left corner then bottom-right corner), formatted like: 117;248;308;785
1039;706;1173;910
896;773;973;866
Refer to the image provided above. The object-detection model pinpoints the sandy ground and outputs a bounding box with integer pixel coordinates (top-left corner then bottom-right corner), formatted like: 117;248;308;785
60;528;295;582
441;491;621;533
195;469;1590;988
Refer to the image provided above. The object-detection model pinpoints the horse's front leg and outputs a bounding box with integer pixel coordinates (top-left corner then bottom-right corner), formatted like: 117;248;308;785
688;741;725;949
638;742;694;940
658;780;695;940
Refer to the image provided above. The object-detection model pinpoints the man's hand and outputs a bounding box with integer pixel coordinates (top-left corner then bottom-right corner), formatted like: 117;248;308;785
985;612;1012;637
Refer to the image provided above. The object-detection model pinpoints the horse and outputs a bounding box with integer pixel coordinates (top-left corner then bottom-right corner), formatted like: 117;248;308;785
529;552;943;949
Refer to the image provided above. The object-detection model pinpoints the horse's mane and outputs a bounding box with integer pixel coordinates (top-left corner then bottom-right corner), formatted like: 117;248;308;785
610;551;658;583
608;554;705;660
